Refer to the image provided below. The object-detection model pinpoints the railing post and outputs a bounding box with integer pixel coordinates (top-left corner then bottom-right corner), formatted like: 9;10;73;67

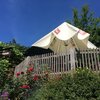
70;47;76;71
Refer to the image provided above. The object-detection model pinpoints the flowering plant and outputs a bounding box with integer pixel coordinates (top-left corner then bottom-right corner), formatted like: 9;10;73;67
8;63;50;99
20;84;30;89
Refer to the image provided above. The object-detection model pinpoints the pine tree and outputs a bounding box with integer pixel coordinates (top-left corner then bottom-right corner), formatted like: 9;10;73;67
72;5;100;47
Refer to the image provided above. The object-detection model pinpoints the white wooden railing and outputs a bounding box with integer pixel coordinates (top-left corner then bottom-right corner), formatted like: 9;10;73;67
14;48;100;75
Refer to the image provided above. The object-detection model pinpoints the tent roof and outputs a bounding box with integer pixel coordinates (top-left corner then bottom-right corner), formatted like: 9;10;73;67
27;22;97;55
32;22;91;48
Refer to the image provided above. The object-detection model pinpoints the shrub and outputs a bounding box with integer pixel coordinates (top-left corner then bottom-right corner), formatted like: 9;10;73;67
28;68;100;100
4;64;49;100
0;59;11;90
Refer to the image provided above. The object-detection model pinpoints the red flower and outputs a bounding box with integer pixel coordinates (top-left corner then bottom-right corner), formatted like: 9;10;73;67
27;67;34;72
33;75;38;81
16;72;20;77
20;85;30;89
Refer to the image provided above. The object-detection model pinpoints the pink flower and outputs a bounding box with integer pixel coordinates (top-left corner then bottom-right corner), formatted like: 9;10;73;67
20;85;30;89
16;72;20;77
27;67;34;72
33;75;38;81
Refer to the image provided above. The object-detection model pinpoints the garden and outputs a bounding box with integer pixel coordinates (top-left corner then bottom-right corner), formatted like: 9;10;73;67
0;41;100;100
0;5;100;100
1;61;100;100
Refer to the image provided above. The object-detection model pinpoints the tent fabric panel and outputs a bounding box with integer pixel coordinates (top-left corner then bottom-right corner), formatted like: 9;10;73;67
77;29;90;40
87;41;97;49
32;32;54;49
53;22;79;41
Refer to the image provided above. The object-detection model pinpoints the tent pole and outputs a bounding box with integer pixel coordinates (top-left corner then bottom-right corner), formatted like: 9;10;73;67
70;38;78;71
71;37;78;50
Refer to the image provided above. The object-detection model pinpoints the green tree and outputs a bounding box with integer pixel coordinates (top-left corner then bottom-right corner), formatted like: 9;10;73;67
72;5;100;47
9;38;17;44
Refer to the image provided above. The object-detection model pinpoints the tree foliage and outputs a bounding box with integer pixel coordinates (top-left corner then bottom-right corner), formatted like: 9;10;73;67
72;5;100;47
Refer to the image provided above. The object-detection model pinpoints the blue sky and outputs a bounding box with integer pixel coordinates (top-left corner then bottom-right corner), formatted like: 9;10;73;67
0;0;100;46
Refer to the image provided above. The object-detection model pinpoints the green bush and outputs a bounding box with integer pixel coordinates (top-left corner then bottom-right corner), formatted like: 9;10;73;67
6;64;49;100
28;68;100;100
0;42;28;99
0;59;11;90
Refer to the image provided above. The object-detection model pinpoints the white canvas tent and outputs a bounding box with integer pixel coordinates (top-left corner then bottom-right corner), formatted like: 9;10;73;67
14;22;98;75
32;22;97;54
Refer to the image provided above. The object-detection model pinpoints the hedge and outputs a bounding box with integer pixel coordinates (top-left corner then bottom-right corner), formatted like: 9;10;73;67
28;68;100;100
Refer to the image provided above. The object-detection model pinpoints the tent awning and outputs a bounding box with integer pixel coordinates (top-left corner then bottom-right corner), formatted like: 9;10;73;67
31;22;96;54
